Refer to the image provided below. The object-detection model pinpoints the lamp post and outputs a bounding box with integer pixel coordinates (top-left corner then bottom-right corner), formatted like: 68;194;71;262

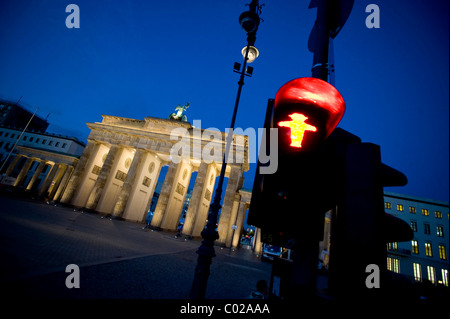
189;0;262;299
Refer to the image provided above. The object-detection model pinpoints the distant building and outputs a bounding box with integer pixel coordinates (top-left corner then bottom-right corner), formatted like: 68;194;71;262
0;126;85;201
384;192;449;287
0;99;49;133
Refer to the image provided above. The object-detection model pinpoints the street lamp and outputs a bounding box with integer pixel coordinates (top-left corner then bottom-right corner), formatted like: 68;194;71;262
189;0;263;299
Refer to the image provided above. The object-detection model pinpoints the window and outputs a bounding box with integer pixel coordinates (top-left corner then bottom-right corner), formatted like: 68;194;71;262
413;263;422;282
424;223;430;235
35;138;40;143
397;204;404;212
385;202;391;209
411;220;417;232
62;143;67;148
442;269;449;287
10;133;15;139
425;242;433;257
435;211;442;218
439;245;447;260
387;257;400;273
427;266;436;284
55;142;60;147
409;206;416;213
42;139;47;144
4;132;9;137
412;240;419;254
437;226;444;237
422;208;429;216
23;136;27;141
387;242;398;251
49;141;53;146
29;137;33;142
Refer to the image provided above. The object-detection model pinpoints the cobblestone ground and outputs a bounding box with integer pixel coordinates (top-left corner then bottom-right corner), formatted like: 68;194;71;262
0;193;271;300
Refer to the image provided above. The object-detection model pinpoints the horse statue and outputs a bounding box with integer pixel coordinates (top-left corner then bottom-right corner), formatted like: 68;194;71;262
169;103;190;122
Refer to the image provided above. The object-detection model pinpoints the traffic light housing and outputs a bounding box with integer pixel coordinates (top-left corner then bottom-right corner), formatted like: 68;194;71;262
248;78;346;244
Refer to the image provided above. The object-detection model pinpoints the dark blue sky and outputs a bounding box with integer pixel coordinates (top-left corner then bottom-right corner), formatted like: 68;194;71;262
0;0;448;202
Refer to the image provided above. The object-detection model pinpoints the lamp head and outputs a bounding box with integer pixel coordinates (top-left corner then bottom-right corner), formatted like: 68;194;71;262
242;46;259;63
239;10;260;34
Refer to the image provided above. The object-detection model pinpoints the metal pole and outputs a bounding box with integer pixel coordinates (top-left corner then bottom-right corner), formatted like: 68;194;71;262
189;43;252;299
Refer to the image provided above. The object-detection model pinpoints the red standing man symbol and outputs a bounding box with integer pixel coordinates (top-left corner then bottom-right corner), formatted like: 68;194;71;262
278;113;317;148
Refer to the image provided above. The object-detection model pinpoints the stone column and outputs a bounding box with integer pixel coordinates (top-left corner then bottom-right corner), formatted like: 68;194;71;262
112;149;146;218
85;144;120;211
60;140;98;204
182;161;208;236
38;163;58;197
26;160;46;191
231;202;248;249
53;165;74;202
160;161;192;231
151;161;179;228
5;154;23;176
47;164;68;200
13;157;33;187
217;165;243;246
253;227;263;255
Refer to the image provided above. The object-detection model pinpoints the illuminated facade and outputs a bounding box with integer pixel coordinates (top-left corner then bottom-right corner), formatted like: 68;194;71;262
0;126;85;200
59;115;251;247
384;192;449;286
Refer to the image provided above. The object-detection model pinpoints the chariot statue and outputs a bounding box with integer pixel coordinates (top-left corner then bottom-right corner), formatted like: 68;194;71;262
169;103;190;122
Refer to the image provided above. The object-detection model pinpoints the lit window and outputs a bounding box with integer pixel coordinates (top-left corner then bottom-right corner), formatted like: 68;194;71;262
409;206;416;213
392;258;400;273
425;242;433;257
442;269;448;287
413;263;422;282
397;204;403;212
412;240;419;254
422;209;429;216
437;226;444;237
385;202;391;209
387;257;400;273
427;266;436;284
439;245;447;260
435;211;442;218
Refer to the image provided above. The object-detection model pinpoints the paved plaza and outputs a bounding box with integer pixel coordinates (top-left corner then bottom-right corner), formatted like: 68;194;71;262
0;192;271;300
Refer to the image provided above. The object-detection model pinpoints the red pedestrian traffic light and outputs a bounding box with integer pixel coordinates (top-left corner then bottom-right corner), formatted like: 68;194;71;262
274;77;345;152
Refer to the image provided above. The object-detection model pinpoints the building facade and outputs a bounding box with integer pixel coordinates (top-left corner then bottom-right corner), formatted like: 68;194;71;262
384;192;449;286
0;99;49;132
0;126;85;201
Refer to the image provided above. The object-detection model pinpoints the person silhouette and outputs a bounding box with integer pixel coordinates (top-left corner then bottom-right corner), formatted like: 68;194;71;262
278;113;317;148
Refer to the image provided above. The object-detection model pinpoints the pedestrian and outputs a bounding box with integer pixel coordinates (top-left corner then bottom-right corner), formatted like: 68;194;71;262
249;279;268;299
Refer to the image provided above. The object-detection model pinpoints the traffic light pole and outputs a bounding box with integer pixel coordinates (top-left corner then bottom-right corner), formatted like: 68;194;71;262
189;43;251;299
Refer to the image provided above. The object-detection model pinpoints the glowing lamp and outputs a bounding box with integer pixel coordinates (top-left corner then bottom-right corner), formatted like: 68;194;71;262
274;77;345;152
242;45;259;63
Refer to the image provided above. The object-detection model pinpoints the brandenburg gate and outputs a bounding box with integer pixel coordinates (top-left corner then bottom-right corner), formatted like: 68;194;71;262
60;114;251;247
